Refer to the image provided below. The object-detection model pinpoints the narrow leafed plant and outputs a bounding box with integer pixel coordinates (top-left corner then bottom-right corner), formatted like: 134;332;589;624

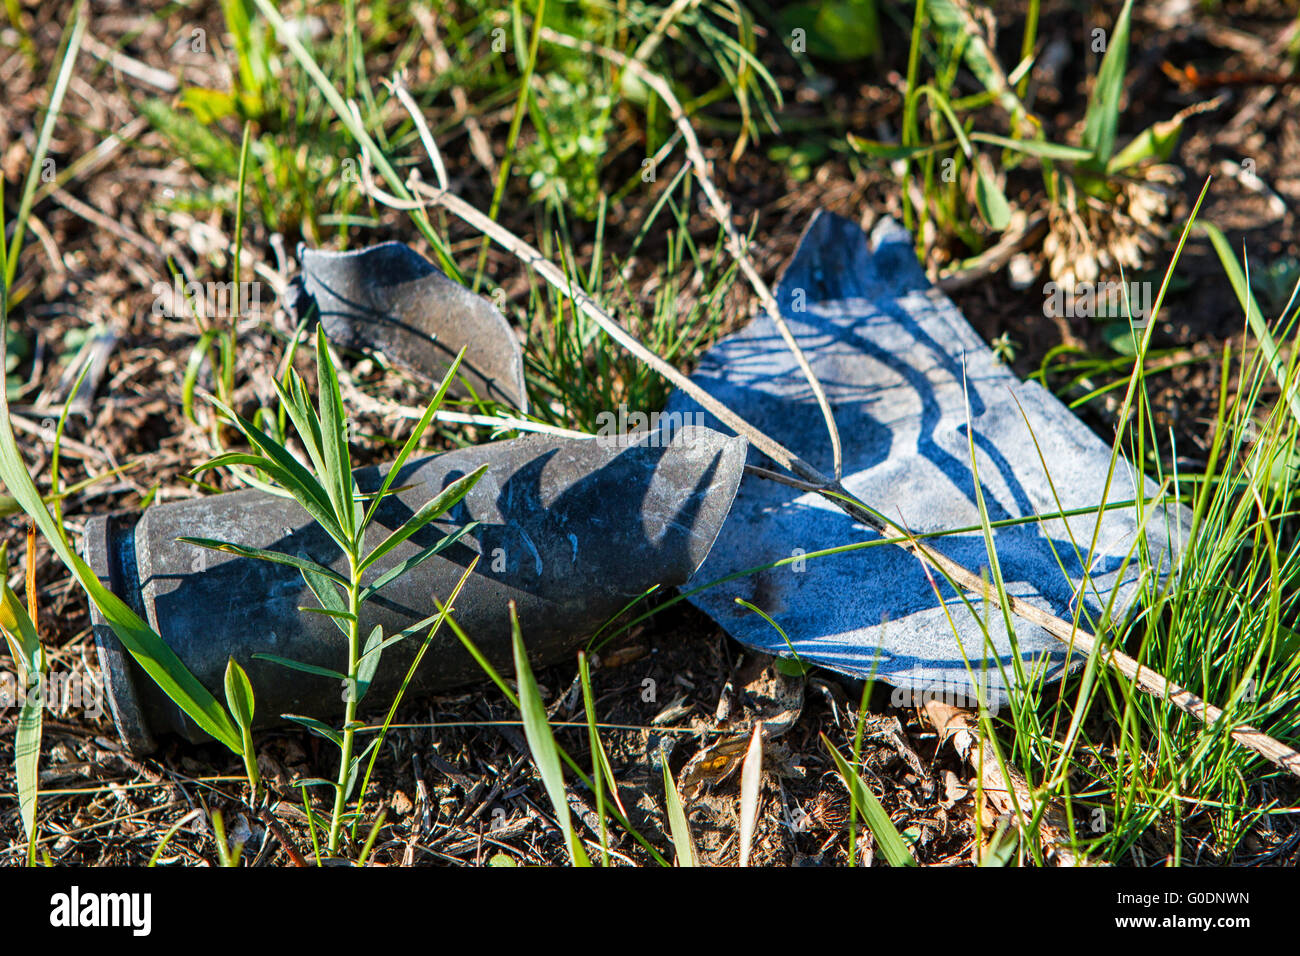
508;603;591;867
0;541;42;862
223;657;260;804
661;754;696;868
181;329;486;856
210;810;245;868
822;732;917;867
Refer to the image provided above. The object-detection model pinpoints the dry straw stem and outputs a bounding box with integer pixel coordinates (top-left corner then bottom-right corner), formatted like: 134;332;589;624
81;32;178;92
377;76;1300;783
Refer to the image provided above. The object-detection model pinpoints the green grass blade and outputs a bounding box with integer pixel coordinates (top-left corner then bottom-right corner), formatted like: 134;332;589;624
360;522;478;601
661;758;696;867
147;808;204;867
356;808;386;866
313;327;355;541
1080;0;1134;166
359;466;486;573
969;133;1093;161
182;330;221;424
847;136;956;162
301;784;323;864
917;85;973;156
359;348;467;537
224;119;252;400
733;598;808;672
211;810;243;867
1201;221;1300;424
511;603;590;866
5;5;85;293
822;734;916;866
178;536;348;586
577;651;613;865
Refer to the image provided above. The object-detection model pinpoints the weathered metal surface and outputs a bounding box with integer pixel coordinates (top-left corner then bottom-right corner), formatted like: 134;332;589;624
291;242;529;410
666;211;1191;705
86;427;745;752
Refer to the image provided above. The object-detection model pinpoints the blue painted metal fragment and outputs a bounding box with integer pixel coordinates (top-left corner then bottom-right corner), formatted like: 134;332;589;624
667;211;1190;704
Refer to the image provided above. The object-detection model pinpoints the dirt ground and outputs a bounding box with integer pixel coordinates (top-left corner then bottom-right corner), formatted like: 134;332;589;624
2;0;1300;866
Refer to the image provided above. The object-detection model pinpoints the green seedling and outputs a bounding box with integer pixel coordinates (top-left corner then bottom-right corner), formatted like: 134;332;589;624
183;331;485;855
